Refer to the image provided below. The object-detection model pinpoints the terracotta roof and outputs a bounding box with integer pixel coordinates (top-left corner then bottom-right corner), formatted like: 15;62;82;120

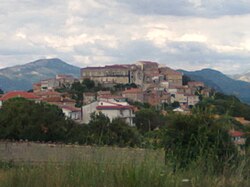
0;91;39;101
229;130;245;137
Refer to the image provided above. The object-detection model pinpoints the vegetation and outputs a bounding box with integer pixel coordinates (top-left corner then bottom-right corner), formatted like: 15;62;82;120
196;92;250;120
0;144;249;187
0;88;3;94
1;92;250;186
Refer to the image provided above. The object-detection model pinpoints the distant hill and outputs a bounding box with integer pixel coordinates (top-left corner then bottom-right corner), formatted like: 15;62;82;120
0;58;80;91
231;71;250;83
179;69;250;104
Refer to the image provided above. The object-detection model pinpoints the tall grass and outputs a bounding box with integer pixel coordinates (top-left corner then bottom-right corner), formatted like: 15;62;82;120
0;150;249;187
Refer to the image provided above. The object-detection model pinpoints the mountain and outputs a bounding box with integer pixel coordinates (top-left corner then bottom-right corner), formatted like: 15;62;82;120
0;58;81;91
179;69;250;104
231;71;250;83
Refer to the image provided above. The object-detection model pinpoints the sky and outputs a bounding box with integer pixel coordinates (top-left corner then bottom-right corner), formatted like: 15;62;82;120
1;0;250;74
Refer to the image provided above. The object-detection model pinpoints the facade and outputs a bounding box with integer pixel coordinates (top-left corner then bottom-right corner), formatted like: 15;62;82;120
81;65;131;85
171;93;188;105
122;88;144;103
82;101;135;126
186;94;200;106
83;92;96;105
229;130;246;146
33;74;77;92
60;105;82;121
159;67;183;87
188;81;205;88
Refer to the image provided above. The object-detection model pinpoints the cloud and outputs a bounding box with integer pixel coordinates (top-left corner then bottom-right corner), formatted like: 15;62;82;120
116;0;250;17
0;0;250;74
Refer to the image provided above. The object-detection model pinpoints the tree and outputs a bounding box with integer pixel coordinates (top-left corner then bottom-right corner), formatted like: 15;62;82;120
82;78;95;90
0;88;3;94
87;113;141;146
0;98;73;142
135;108;165;133
182;75;191;85
162;113;239;172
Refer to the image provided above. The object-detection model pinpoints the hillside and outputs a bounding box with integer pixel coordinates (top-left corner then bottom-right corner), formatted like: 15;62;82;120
179;69;250;104
0;58;81;91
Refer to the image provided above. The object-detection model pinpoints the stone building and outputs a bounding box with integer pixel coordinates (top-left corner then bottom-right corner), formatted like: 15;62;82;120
159;67;183;87
81;65;131;85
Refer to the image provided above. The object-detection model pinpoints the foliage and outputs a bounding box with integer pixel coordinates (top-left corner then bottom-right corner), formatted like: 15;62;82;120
135;108;166;133
0;88;3;94
86;113;141;147
0;98;73;142
196;92;250;120
162;113;239;172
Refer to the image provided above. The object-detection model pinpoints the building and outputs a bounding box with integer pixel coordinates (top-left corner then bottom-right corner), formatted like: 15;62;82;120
33;74;78;92
186;94;200;106
0;91;39;107
229;130;246;146
82;100;135;126
81;65;131;85
60;105;82;122
122;88;144;103
83;92;96;105
40;78;60;91
135;61;160;85
171;93;188;105
188;81;205;88
159;67;183;87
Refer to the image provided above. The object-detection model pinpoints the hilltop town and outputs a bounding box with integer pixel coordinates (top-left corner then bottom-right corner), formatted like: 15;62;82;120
0;61;211;125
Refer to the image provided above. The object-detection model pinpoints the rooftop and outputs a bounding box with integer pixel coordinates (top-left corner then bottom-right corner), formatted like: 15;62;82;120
0;91;39;101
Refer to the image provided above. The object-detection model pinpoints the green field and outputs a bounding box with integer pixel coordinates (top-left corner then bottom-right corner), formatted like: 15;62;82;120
0;142;249;187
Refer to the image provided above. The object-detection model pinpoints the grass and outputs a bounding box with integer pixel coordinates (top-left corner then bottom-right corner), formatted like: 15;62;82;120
0;142;249;187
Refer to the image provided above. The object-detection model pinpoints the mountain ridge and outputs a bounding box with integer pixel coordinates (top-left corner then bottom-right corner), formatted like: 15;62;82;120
0;58;81;91
178;68;250;104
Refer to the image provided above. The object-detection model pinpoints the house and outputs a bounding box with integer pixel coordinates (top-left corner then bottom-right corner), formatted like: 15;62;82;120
122;88;144;103
0;91;39;107
188;81;205;88
229;130;246;146
59;105;82;121
82;100;135;126
83;92;96;104
186;94;200;106
81;65;131;85
159;67;183;87
171;93;188;105
33;74;78;92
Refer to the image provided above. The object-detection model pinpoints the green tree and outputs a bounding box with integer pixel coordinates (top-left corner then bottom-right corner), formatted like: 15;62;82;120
162;113;239;172
0;88;4;94
135;108;165;133
0;98;73;142
82;78;95;90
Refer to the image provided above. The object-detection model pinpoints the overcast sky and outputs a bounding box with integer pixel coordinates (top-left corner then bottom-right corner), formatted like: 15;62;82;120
1;0;250;74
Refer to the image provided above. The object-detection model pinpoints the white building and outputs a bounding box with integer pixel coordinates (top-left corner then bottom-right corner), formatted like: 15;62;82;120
60;105;82;122
82;100;135;126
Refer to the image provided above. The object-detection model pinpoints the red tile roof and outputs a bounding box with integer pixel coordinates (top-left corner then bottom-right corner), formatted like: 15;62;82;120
0;91;39;101
229;130;245;137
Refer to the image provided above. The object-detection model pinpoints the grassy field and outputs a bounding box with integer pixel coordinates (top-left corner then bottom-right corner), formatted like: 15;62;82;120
0;141;249;187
